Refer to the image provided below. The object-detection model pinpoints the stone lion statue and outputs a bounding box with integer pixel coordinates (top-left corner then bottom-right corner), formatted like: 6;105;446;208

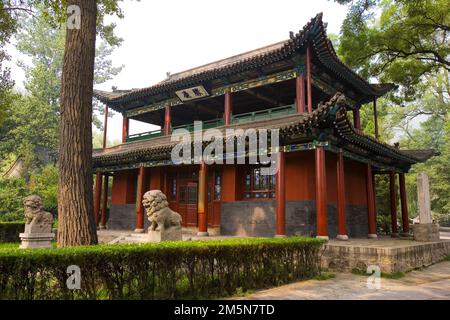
23;195;53;234
142;190;182;232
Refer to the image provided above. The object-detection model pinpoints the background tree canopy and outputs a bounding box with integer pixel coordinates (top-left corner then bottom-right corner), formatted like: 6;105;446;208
0;2;124;223
335;0;450;226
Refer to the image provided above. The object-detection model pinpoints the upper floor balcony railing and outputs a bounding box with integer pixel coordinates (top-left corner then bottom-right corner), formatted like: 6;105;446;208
125;103;296;143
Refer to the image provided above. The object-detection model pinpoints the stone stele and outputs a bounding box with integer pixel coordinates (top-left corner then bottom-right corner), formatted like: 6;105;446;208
142;190;183;242
412;173;440;242
19;195;55;249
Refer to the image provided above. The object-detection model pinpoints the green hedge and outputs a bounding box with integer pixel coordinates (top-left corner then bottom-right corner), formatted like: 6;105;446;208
0;237;323;300
0;222;24;243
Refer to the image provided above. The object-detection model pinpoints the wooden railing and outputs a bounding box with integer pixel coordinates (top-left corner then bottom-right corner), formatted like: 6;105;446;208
172;118;225;132
231;104;296;124
125;104;296;143
126;129;163;142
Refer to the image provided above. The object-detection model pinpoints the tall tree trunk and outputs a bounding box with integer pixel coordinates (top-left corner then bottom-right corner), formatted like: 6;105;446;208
58;0;98;246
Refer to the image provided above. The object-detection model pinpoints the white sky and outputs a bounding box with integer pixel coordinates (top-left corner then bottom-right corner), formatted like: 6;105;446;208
9;0;348;144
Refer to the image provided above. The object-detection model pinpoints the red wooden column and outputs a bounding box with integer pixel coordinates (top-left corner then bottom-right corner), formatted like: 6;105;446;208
275;151;286;237
336;149;348;240
399;173;410;235
163;105;171;135
122;114;129;143
102;104;109;148
224;91;233;125
162;167;169;196
306;44;313;113
315;145;328;239
295;73;305;113
365;163;377;238
197;162;209;236
353;109;361;130
373;98;379;139
93;171;102;227
100;174;109;229
135;166;147;233
389;172;399;237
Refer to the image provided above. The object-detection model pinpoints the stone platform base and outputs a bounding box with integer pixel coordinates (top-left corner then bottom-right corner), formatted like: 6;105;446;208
321;237;450;273
19;232;55;249
412;223;440;242
148;228;182;242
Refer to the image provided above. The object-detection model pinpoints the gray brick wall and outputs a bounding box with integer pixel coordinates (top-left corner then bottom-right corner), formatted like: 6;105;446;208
108;204;150;230
221;200;368;238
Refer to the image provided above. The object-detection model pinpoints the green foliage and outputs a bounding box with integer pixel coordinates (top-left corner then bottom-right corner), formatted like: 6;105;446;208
29;165;59;215
335;1;450;224
336;0;450;102
0;179;28;222
0;237;323;300
0;222;24;243
1;5;123;173
0;165;58;221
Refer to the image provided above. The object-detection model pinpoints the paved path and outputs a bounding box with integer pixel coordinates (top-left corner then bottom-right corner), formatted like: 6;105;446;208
240;261;450;300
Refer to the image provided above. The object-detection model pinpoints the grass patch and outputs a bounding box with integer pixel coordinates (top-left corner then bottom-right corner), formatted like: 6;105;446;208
381;271;406;279
351;268;366;276
444;255;450;262
314;272;336;281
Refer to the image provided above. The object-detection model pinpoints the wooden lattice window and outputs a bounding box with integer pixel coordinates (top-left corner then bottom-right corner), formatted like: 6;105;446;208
244;166;276;199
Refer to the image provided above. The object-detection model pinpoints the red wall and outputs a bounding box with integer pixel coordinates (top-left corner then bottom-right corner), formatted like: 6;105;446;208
111;169;138;205
272;150;367;205
112;151;368;207
285;151;316;201
343;159;367;206
222;165;238;201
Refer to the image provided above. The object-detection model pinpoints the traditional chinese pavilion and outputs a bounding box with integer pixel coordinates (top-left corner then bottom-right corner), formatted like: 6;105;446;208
92;13;435;239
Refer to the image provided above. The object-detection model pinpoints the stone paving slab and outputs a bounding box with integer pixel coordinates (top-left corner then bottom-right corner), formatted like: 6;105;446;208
239;261;450;300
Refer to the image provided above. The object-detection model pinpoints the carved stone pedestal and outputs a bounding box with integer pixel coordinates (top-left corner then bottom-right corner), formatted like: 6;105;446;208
148;228;182;242
19;233;55;249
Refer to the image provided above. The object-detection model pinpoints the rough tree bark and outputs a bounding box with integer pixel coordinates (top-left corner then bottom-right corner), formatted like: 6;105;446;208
58;0;98;246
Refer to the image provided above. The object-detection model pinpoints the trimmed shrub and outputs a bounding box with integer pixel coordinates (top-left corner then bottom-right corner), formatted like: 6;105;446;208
0;222;24;243
0;237;323;300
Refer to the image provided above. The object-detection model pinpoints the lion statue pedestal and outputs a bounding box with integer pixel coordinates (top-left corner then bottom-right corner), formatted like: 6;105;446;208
19;195;55;249
142;190;182;242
